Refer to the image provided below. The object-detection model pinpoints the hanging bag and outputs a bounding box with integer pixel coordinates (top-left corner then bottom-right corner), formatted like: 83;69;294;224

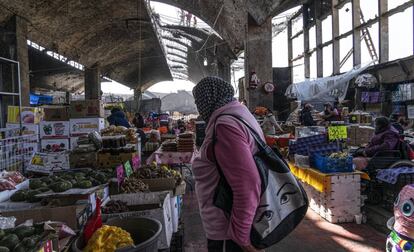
212;114;308;249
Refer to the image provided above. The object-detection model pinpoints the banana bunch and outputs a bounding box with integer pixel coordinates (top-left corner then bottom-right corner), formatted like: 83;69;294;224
329;152;348;159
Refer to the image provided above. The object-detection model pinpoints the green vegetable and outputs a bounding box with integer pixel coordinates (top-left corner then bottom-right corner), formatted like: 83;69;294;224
0;234;19;250
10;191;27;202
26;190;41;203
29;180;46;190
12;244;25;252
0;246;9;252
78;180;93;189
94;173;107;184
22;237;36;248
0;230;6;240
13;226;35;240
37;187;49;193
49;181;72;193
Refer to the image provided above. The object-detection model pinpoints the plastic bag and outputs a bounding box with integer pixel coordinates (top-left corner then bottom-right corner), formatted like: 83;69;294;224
83;198;102;243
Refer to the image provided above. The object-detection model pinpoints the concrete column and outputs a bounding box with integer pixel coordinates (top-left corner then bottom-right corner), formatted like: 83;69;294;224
133;89;142;113
352;0;361;67
1;16;30;106
315;0;323;77
218;59;231;83
84;65;101;100
332;0;340;75
378;0;389;63
245;15;273;110
303;5;310;79
287;20;293;68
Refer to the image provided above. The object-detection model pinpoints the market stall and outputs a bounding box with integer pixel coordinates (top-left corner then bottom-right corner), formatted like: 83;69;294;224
0;101;193;251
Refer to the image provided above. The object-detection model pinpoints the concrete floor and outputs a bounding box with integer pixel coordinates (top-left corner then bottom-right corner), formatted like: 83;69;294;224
183;191;386;252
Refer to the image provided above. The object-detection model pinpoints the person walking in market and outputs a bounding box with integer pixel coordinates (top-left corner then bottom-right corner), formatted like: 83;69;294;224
192;76;264;252
261;108;283;135
132;112;145;129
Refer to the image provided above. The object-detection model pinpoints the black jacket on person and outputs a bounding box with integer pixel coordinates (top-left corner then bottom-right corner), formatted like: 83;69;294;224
300;109;315;126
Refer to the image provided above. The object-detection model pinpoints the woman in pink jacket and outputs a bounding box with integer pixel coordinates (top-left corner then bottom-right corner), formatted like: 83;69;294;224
192;77;264;252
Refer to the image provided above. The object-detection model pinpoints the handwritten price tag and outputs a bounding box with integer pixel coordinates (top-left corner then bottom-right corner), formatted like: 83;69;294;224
124;161;133;177
131;155;141;171
328;126;348;141
116;165;125;186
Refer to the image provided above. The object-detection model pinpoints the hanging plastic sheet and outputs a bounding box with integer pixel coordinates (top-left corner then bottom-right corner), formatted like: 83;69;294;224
285;64;371;102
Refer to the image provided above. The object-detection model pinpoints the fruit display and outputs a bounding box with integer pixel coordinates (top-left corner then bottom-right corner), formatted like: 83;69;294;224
329;152;349;159
101;126;138;144
11;169;114;202
0;225;44;252
102;200;129;214
0;172;25;192
84;225;134;252
101;136;127;149
136;163;182;185
120;177;149;194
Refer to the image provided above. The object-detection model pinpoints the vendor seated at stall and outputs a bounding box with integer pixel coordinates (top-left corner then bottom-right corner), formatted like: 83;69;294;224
390;113;413;134
300;103;315;126
353;117;400;170
107;108;131;128
320;102;339;122
261;108;283;135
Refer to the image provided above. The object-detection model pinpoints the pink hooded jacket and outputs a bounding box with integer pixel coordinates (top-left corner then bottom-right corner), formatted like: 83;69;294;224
192;101;263;246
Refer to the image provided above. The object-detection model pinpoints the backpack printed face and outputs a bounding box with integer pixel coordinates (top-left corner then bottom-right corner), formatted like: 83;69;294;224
254;172;306;239
394;185;414;240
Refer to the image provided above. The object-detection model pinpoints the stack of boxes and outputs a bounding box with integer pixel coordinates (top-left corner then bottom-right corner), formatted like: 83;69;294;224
347;125;375;146
69;100;105;149
6;106;44;167
40;106;70;152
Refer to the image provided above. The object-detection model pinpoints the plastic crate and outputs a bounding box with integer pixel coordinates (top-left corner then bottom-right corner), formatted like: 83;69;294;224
294;154;310;168
312;153;354;173
382;173;414;211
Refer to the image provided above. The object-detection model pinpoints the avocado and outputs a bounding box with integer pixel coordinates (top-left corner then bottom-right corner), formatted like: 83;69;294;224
12;244;25;252
26;190;41;203
37;187;49;193
0;246;9;252
0;234;19;250
29;180;46;190
22;237;36;248
0;230;6;240
77;180;93;189
94;173;107;184
10;191;27;202
50;181;72;193
13;226;35;240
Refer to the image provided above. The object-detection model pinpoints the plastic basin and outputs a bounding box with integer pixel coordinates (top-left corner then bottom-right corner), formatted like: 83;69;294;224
72;217;162;252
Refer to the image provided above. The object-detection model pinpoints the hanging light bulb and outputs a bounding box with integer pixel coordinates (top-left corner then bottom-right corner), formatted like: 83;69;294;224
203;57;208;66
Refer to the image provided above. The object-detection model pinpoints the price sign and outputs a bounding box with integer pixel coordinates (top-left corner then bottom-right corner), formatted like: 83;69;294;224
116;165;125;186
131;155;141;171
124;161;133;177
328;125;348;141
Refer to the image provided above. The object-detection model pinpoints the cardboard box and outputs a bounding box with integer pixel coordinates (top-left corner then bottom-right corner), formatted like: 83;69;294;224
29;152;70;173
41;138;70;152
40;121;70;138
107;192;173;249
141;178;177;192
170;196;179;233
6;123;40;141
70;100;105;118
70;118;105;136
7;106;44;124
42;106;70;121
97;151;138;168
70;151;98;168
1;204;90;230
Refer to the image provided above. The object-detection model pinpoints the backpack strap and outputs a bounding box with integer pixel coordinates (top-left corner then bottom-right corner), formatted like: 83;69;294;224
213;114;287;165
